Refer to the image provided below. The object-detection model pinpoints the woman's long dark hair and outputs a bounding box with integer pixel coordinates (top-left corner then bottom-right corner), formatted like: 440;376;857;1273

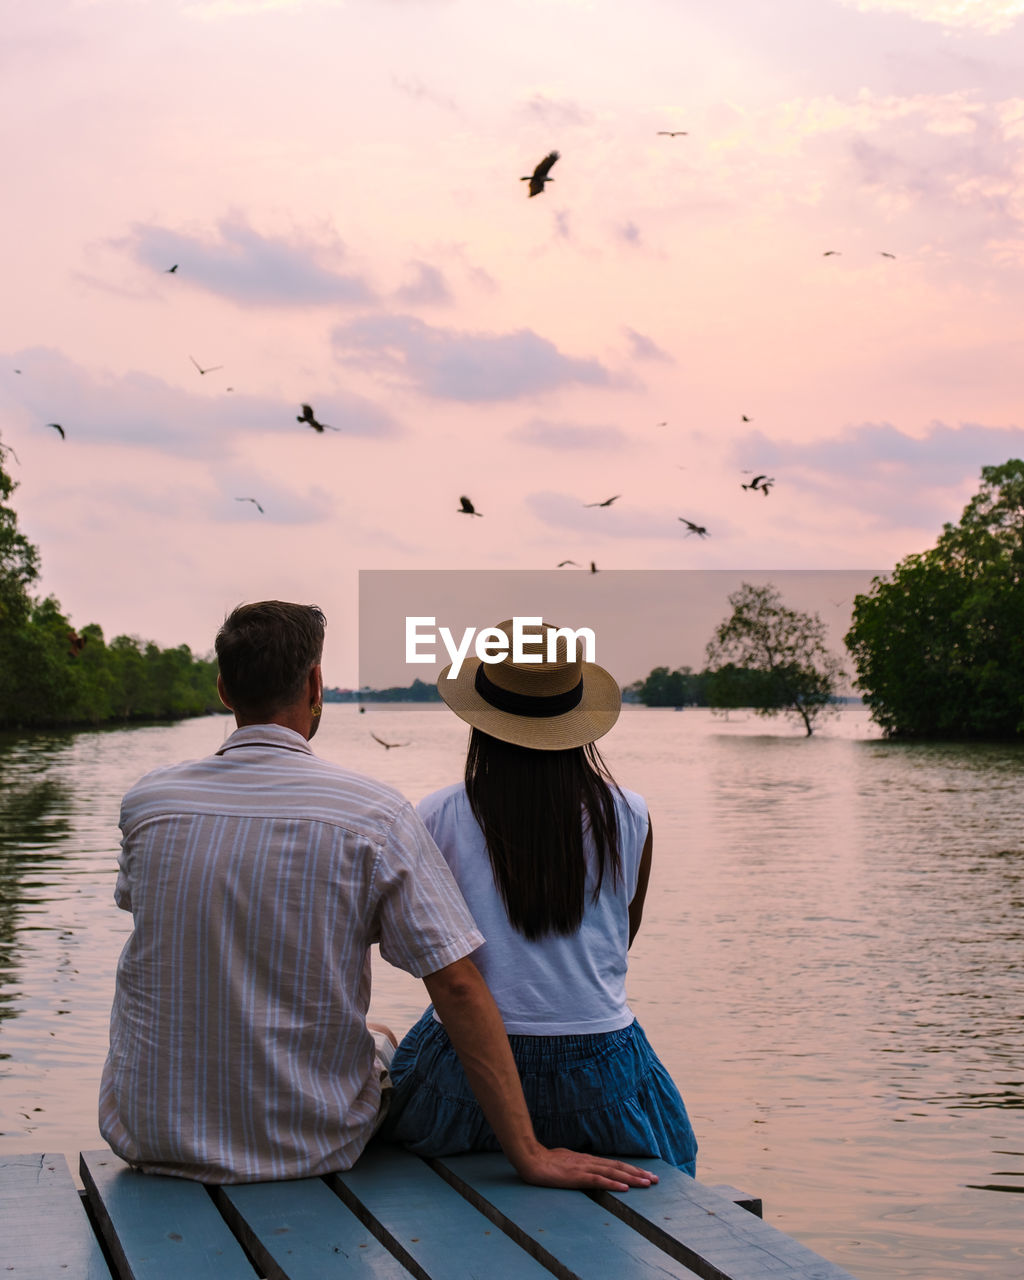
464;728;623;940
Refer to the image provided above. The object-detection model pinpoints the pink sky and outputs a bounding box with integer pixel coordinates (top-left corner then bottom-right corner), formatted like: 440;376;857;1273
4;0;1024;683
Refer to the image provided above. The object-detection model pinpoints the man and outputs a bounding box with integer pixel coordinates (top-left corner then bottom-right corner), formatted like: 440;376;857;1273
99;601;655;1190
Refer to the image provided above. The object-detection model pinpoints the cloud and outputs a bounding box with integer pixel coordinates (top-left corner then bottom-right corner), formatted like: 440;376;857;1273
521;95;593;128
330;315;611;401
624;328;672;363
4;348;400;459
510;419;630;450
119;213;376;307
391;75;459;113
839;0;1024;34
393;261;453;305
734;420;1024;528
214;477;336;525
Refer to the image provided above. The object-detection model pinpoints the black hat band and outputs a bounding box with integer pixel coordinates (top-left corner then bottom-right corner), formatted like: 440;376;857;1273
474;663;584;717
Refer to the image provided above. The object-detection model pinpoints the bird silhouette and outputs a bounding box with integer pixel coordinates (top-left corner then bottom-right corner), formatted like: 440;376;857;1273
823;250;841;257
521;151;559;197
657;131;688;136
741;474;774;496
458;495;483;516
47;423;65;439
297;403;339;432
371;732;409;750
557;560;581;567
590;561;598;573
584;495;620;508
879;251;896;259
189;356;223;376
679;518;709;538
166;264;179;273
235;497;264;514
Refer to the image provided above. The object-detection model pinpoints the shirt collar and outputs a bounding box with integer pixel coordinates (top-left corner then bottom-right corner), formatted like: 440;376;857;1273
216;723;315;757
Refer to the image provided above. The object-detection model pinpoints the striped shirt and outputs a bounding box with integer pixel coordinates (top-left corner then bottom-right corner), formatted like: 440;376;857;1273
99;724;483;1183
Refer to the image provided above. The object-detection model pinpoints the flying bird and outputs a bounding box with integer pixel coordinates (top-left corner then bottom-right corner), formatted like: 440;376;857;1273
371;732;409;750
189;355;223;376
741;474;774;495
165;264;179;273
557;560;581;567
678;518;709;538
46;423;65;439
458;495;483;516
879;251;896;259
741;415;751;422
235;497;264;514
584;495;621;508
657;131;688;136
67;630;86;658
823;250;841;257
521;151;559;198
297;403;339;432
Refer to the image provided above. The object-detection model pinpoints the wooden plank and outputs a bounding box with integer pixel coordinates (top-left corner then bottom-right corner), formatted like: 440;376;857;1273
0;1152;111;1278
430;1151;705;1280
215;1175;412;1279
708;1184;763;1219
330;1141;550;1280
79;1149;259;1280
591;1161;859;1280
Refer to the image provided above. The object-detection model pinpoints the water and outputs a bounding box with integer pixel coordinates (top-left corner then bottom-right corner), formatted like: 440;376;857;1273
0;705;1021;1279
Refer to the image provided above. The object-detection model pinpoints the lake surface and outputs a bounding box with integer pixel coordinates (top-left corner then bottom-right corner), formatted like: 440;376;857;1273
0;704;1021;1279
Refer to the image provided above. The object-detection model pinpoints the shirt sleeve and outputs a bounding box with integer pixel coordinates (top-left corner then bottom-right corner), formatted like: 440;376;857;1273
114;803;133;912
373;801;483;978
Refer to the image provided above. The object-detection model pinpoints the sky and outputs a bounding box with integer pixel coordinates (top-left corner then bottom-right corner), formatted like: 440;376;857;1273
4;0;1024;685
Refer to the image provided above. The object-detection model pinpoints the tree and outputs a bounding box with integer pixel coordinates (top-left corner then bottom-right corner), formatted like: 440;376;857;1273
631;665;710;707
0;442;39;630
845;460;1024;738
705;582;845;736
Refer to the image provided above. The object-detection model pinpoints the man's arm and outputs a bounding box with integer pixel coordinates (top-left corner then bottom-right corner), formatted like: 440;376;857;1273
423;956;658;1191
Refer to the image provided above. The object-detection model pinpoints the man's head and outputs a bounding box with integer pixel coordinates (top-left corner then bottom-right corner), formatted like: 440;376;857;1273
215;601;326;734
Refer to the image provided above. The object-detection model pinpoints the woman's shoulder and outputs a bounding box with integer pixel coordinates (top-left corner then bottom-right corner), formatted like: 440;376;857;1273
613;784;648;822
415;781;469;824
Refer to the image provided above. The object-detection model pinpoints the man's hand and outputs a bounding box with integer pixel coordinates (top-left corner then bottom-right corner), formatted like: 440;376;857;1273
424;958;659;1192
514;1146;658;1191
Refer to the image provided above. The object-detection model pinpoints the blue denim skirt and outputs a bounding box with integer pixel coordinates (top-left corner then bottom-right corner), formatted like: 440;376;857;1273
382;1008;697;1175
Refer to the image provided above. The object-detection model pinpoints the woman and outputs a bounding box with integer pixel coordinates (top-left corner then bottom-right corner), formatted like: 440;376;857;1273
383;619;697;1173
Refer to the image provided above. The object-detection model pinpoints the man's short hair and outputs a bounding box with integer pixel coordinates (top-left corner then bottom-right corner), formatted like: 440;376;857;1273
216;601;326;719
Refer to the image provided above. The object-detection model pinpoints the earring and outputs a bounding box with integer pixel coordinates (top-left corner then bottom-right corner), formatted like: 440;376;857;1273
311;704;322;717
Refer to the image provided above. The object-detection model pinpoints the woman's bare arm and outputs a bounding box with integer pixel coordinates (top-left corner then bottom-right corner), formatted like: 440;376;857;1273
628;817;653;948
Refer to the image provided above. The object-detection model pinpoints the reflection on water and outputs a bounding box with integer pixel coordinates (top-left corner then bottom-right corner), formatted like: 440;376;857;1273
0;708;1022;1279
0;737;75;1039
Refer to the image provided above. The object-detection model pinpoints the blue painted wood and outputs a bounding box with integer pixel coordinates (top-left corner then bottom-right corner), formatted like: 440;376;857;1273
79;1149;259;1280
331;1141;550;1279
592;1159;859;1280
430;1150;705;1279
0;1152;111;1278
215;1176;412;1279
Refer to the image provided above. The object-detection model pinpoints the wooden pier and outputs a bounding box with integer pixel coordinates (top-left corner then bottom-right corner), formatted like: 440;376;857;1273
1;1141;858;1278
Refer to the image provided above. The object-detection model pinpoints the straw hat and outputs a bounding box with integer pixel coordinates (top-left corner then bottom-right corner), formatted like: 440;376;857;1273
437;619;621;750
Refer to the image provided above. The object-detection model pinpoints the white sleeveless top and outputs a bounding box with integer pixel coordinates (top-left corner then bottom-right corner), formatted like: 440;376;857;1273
416;782;650;1035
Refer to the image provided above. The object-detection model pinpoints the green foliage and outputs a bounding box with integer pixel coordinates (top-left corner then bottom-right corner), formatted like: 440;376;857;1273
630;665;710;707
705;582;845;736
846;460;1024;739
0;443;220;729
